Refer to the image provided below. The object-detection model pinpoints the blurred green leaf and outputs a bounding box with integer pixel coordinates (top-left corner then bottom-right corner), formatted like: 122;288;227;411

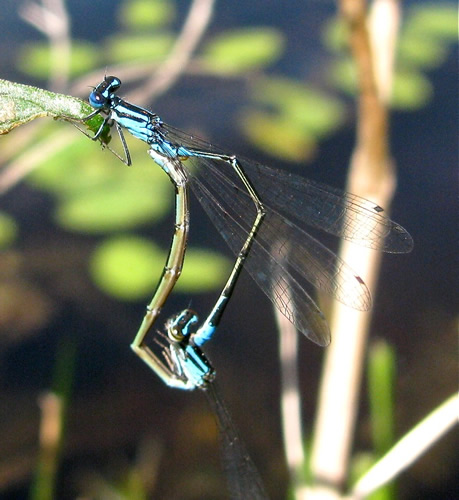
89;236;166;300
27;137;113;194
242;77;345;161
17;41;100;78
398;4;457;71
252;78;345;136
121;465;149;500
391;70;432;110
0;79;107;140
0;212;18;248
368;340;396;454
106;34;175;63
328;57;356;94
119;0;175;30
364;339;397;499
203;28;285;74
397;36;448;69
406;4;458;41
90;237;229;300
28;137;171;233
56;180;169;233
178;249;230;292
322;17;347;53
241;110;315;162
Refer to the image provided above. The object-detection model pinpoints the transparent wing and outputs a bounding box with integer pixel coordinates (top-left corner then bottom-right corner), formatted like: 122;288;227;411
164;125;413;253
188;156;381;344
190;172;331;344
151;125;412;344
205;382;269;499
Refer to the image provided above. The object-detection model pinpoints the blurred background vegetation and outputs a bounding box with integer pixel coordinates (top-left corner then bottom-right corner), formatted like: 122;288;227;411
0;0;457;498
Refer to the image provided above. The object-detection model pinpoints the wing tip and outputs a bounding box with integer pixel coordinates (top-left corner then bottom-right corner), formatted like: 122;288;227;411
390;224;414;253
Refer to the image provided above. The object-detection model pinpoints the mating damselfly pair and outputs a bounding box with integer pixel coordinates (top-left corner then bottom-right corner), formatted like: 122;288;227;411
83;75;413;379
79;75;412;498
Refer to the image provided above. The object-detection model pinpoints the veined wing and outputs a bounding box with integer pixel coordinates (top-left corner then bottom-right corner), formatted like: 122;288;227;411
186;156;372;345
205;383;269;499
164;124;413;254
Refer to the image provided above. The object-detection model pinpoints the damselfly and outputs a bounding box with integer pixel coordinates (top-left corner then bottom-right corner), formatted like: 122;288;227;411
84;75;413;353
133;159;270;494
155;308;269;499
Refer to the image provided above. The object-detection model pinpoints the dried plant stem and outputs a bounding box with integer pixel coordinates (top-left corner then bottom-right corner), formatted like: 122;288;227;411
309;0;401;497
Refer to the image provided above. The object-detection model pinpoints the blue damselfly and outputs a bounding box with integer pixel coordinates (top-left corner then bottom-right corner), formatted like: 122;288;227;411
155;308;269;499
83;75;413;371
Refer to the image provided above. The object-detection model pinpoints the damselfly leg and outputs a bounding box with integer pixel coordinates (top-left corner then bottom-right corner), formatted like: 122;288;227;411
85;75;413;350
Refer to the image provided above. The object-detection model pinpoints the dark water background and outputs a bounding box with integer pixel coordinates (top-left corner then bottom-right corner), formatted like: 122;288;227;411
0;1;457;498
